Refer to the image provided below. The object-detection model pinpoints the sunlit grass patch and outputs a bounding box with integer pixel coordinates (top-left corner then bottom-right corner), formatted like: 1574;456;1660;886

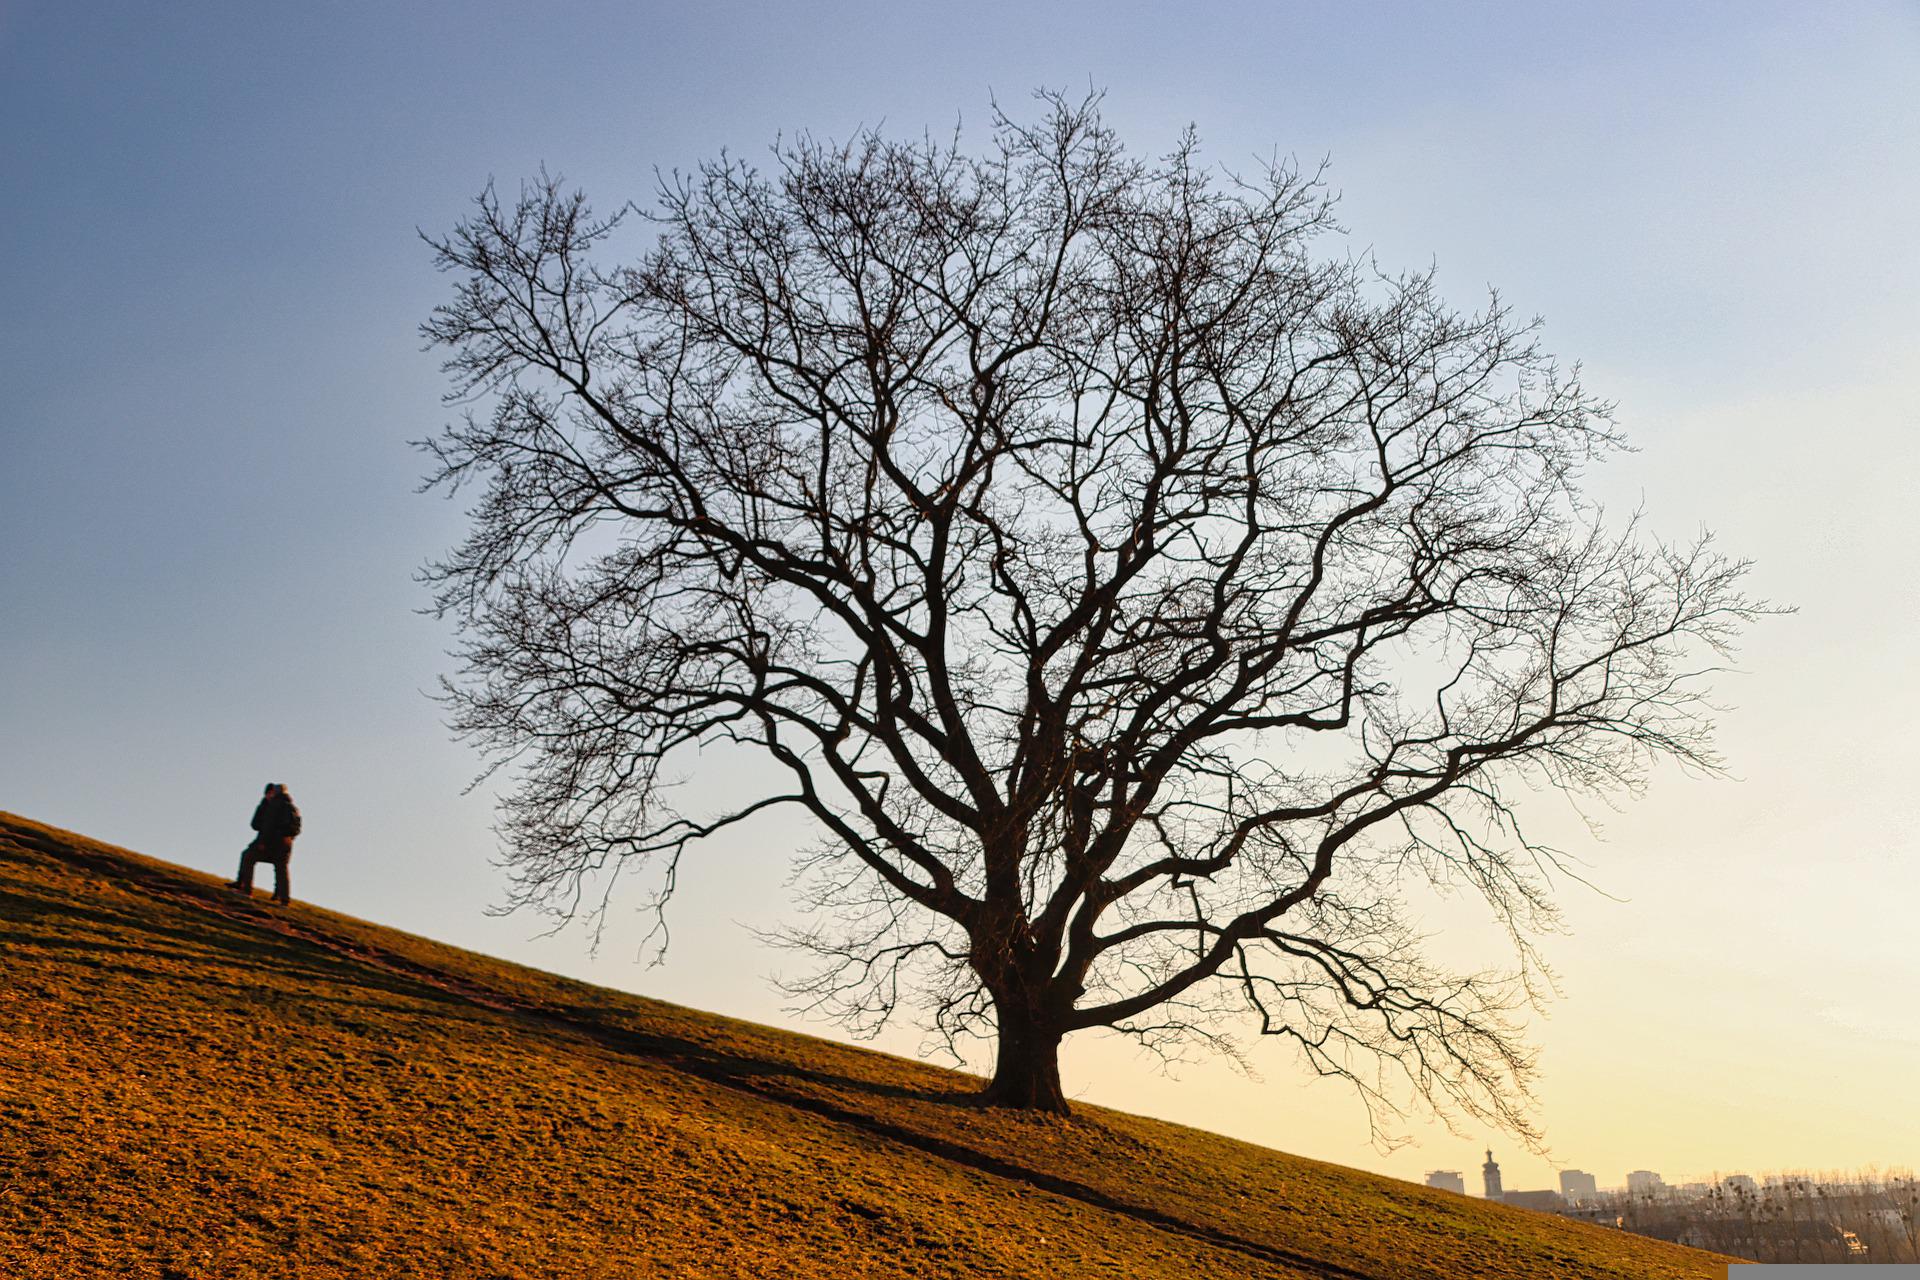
0;811;1729;1279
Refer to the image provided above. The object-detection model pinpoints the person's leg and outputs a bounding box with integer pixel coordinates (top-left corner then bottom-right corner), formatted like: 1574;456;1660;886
234;848;258;892
271;857;290;905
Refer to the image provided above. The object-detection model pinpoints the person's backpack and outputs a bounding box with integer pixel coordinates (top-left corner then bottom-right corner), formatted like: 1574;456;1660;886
284;803;302;838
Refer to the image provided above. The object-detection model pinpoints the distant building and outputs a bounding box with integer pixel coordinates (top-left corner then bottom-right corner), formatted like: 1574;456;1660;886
1504;1190;1568;1212
1559;1169;1599;1203
1483;1150;1504;1200
1425;1170;1467;1195
1722;1174;1757;1195
1626;1170;1666;1198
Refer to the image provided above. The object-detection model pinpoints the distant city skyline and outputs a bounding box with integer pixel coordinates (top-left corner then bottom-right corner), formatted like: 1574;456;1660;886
1431;1153;1914;1205
1431;1161;1920;1262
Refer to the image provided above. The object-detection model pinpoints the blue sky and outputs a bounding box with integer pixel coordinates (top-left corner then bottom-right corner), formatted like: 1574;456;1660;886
4;0;1917;1192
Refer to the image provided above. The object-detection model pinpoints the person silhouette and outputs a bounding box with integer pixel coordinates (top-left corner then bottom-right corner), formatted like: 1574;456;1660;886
231;783;302;905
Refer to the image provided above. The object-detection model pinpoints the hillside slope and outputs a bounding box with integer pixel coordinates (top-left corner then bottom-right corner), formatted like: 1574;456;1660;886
0;811;1730;1279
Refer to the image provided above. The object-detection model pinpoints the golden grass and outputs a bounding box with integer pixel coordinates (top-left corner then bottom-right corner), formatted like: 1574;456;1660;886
0;811;1732;1279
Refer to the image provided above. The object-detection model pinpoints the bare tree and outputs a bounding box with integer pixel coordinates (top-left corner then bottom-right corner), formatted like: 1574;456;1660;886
420;92;1762;1123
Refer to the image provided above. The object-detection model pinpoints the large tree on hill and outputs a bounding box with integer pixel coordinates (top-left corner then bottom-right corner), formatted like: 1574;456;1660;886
421;92;1760;1126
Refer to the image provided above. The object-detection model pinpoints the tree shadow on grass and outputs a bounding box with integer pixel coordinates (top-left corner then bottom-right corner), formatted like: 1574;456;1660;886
505;1010;1376;1280
0;875;504;1021
0;923;515;1032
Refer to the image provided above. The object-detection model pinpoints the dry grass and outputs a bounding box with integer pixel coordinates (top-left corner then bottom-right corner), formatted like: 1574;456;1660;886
0;811;1732;1279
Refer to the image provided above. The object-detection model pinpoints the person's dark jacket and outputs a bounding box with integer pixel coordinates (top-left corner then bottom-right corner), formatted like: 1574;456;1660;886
250;792;302;858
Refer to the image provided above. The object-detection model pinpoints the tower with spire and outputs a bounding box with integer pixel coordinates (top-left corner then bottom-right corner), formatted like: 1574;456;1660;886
1482;1149;1503;1200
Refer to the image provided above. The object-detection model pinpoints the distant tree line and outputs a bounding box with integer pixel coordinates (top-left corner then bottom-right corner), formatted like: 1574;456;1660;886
1575;1170;1920;1265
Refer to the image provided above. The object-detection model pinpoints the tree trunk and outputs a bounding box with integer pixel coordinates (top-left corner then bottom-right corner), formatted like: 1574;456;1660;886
980;1000;1069;1113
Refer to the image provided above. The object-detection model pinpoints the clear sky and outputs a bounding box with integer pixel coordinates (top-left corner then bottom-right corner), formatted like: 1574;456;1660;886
4;0;1917;1195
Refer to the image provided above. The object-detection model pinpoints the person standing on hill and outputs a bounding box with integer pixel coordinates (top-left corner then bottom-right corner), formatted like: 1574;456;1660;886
231;783;301;905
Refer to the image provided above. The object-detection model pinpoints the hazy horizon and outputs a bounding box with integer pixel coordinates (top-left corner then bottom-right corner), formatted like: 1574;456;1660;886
4;0;1916;1196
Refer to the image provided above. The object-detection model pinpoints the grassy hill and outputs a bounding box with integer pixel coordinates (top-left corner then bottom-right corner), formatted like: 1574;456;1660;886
0;811;1732;1279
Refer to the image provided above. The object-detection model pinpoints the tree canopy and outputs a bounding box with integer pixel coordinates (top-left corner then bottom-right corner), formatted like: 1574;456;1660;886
422;92;1761;1128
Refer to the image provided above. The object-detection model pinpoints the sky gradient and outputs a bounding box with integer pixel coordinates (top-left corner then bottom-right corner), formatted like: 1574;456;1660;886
4;0;1917;1196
